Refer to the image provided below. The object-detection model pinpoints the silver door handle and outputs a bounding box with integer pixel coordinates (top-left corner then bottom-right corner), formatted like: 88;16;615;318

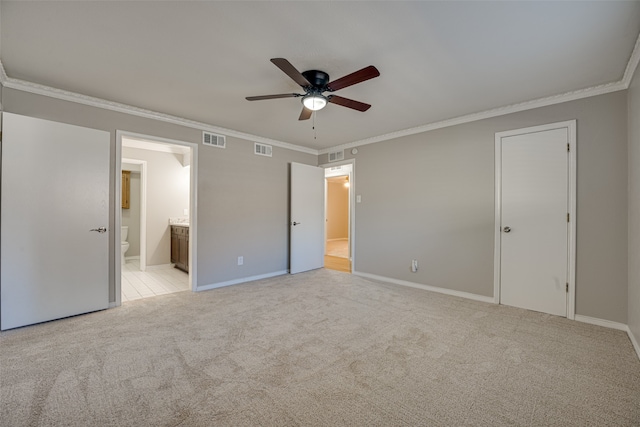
292;222;301;226
503;226;511;233
90;227;107;233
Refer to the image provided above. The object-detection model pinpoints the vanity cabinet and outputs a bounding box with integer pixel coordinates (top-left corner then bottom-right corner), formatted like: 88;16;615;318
170;225;189;272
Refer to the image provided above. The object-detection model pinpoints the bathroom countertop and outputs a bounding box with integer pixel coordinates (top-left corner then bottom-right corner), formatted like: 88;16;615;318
169;217;189;227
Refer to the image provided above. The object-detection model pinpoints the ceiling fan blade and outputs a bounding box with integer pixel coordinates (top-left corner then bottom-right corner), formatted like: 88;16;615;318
299;106;312;121
326;65;380;92
246;93;301;101
271;58;312;88
327;95;371;112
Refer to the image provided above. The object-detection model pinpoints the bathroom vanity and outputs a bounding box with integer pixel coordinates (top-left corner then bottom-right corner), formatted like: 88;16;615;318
170;225;189;272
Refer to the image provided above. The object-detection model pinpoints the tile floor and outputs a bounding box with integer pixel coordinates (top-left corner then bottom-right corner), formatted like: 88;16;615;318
121;259;190;302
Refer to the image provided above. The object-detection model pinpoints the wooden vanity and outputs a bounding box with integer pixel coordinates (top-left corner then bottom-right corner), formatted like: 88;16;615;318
170;225;189;272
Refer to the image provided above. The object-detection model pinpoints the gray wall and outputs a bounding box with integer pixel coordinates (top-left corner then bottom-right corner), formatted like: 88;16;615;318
122;147;190;266
321;91;629;324
3;88;316;302
629;65;640;347
197;138;313;284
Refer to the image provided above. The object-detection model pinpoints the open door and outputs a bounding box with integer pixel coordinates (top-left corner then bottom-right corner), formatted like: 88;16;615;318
1;113;110;330
290;162;324;274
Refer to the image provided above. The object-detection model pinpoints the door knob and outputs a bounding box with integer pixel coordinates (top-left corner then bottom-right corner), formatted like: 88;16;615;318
90;227;107;233
503;226;511;233
292;221;301;226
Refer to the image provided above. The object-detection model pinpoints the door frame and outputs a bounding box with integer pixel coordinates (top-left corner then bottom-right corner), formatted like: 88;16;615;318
493;120;577;319
115;130;198;307
320;159;356;272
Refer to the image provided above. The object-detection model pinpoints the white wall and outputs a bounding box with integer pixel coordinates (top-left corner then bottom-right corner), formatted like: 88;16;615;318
122;147;189;266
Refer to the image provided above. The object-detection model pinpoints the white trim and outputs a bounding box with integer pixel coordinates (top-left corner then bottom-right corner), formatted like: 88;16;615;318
320;31;640;155
115;130;199;305
124;255;140;261
1;71;317;156
114;135;122;307
628;329;640;361
320;159;356;272
122;157;147;272
0;61;7;85
1;29;639;160
494;120;577;319
621;32;640;88
574;316;639;360
319;82;623;155
574;315;629;332
353;271;494;304
196;270;288;292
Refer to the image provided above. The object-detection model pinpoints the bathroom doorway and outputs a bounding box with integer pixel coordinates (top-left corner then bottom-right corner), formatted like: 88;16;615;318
324;163;353;273
116;132;197;305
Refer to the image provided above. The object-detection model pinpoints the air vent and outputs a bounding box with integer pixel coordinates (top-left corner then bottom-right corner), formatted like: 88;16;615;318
255;143;272;157
328;150;344;162
202;131;226;148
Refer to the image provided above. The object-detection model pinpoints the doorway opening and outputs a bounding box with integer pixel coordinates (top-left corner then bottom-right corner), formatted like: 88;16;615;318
324;163;353;273
115;132;198;305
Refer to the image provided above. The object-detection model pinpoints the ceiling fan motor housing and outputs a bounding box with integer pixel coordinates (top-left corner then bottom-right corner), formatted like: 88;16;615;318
302;70;330;90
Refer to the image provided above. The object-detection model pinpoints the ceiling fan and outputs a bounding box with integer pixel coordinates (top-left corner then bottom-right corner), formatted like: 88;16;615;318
246;58;380;120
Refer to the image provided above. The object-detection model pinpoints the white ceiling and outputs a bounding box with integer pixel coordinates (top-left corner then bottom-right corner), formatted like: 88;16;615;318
2;1;640;151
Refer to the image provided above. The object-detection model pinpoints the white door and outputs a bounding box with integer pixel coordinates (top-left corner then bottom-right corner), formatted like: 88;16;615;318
496;122;574;317
1;113;110;330
290;162;325;274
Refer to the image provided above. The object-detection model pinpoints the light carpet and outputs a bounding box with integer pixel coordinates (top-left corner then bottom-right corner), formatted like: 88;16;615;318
1;269;639;426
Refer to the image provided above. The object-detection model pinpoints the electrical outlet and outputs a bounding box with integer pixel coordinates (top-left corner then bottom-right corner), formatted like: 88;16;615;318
411;259;418;272
238;256;243;266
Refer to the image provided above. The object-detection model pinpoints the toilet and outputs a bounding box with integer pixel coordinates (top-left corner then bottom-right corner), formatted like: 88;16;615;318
121;226;130;266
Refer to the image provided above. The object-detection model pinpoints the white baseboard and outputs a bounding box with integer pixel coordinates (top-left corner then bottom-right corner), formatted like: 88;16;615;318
352;271;494;304
196;270;288;292
575;315;640;361
628;328;640;361
574;314;628;331
125;255;140;261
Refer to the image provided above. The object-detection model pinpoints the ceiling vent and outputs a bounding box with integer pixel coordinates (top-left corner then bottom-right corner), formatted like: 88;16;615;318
255;143;273;157
202;131;226;148
328;150;344;162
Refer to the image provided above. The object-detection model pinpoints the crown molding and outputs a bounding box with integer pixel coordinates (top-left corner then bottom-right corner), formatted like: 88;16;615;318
0;60;7;85
622;32;640;88
3;30;639;158
319;32;640;155
0;63;318;156
319;79;627;155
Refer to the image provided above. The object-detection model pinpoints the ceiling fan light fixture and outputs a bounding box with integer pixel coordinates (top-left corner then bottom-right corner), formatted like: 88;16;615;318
302;94;327;111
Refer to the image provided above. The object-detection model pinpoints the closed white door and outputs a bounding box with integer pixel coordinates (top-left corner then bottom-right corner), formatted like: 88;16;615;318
1;113;110;330
497;124;573;317
290;162;325;274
